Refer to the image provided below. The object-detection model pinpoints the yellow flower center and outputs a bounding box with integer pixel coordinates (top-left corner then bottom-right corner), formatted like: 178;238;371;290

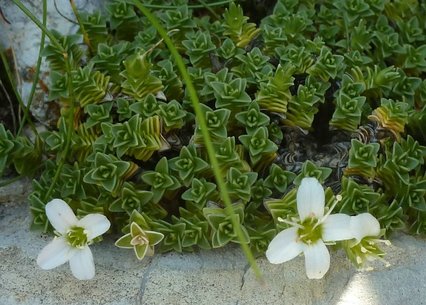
297;217;323;245
66;226;88;249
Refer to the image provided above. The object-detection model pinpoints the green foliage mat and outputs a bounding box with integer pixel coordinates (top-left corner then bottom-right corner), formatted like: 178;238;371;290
1;0;426;256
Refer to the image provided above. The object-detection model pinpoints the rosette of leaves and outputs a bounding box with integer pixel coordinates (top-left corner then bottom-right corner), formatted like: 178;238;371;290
182;31;216;68
225;167;258;203
330;92;366;131
398;44;426;72
85;102;113;128
0;124;14;175
398;176;426;212
83;152;137;196
154;59;183;100
368;98;411;140
59;162;89;200
222;3;260;48
336;19;374;52
264;164;296;194
41;117;68;153
277;44;315;74
193;104;231;144
172;208;211;250
107;0;141;41
333;0;374;24
169;144;209;187
71;65;110;107
149;218;186;253
306;46;344;82
235;102;270;134
201;69;235;103
217;38;245;62
210;78;252;110
91;42;131;83
256;65;294;115
372;18;400;60
107;114;164;161
392;71;422;105
239;126;278;166
161;5;195;42
344;139;380;180
80;11;110;52
141;157;181;204
158;100;187;132
397;15;424;44
330;74;366;131
293;160;332;185
109;114;143;158
120;52;163;100
181;178;217;211
377;138;425;193
351;65;399;96
371;198;405;234
42;30;83;71
109;182;153;214
284;86;319;129
113;98;132;121
213;137;247;175
337;177;381;214
10;135;42;176
250;179;273;204
232;47;273;84
129;94;160;119
203;203;250;248
48;71;69;101
115;221;164;260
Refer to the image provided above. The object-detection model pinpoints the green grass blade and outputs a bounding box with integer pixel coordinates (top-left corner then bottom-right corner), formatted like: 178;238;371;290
132;0;262;279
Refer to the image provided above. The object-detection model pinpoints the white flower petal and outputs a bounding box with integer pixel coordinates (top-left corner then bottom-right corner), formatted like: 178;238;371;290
69;246;95;280
322;214;353;242
77;214;111;240
37;237;75;270
266;227;304;264
304;240;330;279
297;177;325;220
45;199;78;234
350;213;380;242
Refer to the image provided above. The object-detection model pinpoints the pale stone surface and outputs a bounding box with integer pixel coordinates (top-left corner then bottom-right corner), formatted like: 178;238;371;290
0;178;31;204
1;0;104;121
1;199;426;305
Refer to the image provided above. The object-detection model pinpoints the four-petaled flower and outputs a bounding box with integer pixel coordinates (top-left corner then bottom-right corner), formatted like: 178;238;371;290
37;199;111;280
266;177;379;279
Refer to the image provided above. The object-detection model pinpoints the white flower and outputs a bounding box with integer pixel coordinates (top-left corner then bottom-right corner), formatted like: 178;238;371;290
266;177;354;279
350;213;381;242
37;199;111;280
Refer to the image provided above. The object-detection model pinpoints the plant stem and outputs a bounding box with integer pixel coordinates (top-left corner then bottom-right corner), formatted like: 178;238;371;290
17;0;47;137
132;0;262;279
69;0;94;54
